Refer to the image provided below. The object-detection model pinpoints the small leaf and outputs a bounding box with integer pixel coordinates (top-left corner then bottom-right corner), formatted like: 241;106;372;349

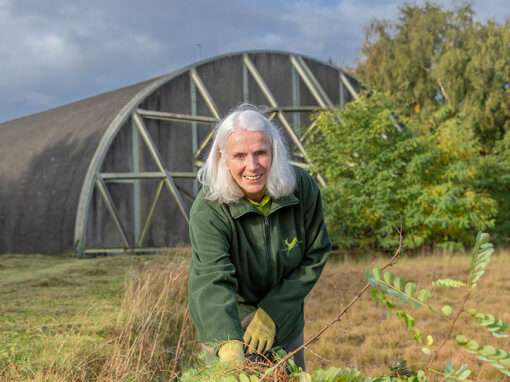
479;345;497;356
394;277;405;290
365;268;378;286
405;282;417;296
433;278;466;288
264;367;274;376
457;369;471;379
466;340;479;351
417;289;431;302
396;311;415;331
441;305;453;316
397;293;410;304
422;347;431;355
456;335;468;345
383;271;394;284
456;364;468;374
414;328;424;343
491;350;508;359
373;267;383;280
370;289;385;304
426;335;434;346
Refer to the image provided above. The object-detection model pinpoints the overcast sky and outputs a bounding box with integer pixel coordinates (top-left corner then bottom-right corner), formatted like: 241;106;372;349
0;0;508;123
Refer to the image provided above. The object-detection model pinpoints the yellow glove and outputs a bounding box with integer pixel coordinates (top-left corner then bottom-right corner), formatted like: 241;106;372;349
243;307;276;354
217;340;245;365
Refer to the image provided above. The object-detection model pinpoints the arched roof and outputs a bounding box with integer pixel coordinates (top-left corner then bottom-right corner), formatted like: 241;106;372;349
0;50;360;255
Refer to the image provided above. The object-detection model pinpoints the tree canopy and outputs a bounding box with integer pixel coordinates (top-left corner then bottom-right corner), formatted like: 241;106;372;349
355;1;510;148
308;2;510;250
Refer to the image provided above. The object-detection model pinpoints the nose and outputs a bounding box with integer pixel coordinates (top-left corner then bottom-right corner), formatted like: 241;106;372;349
247;155;259;171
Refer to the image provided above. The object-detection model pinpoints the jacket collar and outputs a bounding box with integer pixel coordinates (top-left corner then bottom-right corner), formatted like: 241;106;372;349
228;192;299;219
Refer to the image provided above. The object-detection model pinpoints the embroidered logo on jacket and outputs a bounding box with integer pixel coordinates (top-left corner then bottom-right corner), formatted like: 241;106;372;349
283;237;300;255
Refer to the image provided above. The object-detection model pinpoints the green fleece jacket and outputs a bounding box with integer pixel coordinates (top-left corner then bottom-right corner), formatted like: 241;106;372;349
188;166;331;348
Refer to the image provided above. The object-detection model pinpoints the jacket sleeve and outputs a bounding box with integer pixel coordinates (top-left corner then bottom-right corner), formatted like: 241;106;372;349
258;171;331;328
188;200;244;344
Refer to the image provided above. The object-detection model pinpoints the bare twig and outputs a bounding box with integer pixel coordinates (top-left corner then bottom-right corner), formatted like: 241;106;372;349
267;227;404;379
426;290;470;371
305;346;331;363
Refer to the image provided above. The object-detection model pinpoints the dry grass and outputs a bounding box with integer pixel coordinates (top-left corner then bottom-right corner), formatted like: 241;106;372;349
89;259;200;381
304;249;510;381
1;248;508;381
0;256;200;381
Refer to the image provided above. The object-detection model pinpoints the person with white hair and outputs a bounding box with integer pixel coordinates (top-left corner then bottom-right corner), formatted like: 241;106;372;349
187;104;331;370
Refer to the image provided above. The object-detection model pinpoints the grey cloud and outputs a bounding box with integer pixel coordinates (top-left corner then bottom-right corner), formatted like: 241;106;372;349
1;0;508;122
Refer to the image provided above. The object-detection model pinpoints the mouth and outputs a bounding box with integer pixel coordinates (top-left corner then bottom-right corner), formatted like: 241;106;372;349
244;174;262;181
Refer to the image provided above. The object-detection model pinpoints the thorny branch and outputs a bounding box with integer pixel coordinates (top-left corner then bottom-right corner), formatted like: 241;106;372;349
266;227;404;380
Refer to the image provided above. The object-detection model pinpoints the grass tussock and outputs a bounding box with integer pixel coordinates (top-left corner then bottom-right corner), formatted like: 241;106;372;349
95;260;199;381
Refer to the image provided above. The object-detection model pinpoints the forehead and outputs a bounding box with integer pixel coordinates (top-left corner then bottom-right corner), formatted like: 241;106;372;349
226;130;271;152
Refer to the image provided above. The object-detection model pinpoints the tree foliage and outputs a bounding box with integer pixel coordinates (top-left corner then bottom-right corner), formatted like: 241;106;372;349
320;1;510;248
355;1;510;148
306;92;496;250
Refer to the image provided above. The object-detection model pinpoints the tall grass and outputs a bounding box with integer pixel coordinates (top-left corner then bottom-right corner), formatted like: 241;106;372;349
91;259;199;381
0;256;199;381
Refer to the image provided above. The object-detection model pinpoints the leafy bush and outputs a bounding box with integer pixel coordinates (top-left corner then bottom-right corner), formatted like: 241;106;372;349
306;92;496;250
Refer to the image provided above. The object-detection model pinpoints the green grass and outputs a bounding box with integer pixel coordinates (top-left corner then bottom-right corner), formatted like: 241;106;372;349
0;252;198;381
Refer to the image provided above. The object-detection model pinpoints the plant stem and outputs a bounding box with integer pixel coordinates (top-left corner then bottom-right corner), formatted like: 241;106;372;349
426;289;471;371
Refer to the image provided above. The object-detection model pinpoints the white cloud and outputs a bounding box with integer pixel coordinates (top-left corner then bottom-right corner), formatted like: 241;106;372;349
25;33;83;69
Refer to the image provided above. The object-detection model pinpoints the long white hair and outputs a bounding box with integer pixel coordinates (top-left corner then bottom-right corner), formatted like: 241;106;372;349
197;104;296;203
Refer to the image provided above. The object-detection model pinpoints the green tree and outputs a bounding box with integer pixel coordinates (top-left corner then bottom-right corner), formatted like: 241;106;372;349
475;131;510;243
307;92;496;250
356;1;510;148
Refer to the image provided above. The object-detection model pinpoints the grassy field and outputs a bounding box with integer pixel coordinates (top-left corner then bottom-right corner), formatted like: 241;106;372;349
0;247;509;381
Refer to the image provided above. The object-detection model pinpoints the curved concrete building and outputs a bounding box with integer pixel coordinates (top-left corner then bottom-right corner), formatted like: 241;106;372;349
0;50;360;255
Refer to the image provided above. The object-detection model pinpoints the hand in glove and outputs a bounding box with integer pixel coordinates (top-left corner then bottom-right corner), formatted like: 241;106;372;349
243;307;276;354
217;340;245;365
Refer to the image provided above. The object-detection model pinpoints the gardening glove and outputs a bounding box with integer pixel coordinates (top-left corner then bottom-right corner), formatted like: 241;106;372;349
243;307;276;354
217;340;245;365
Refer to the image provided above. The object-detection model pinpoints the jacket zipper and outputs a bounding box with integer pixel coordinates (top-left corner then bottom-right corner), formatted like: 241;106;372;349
264;215;273;290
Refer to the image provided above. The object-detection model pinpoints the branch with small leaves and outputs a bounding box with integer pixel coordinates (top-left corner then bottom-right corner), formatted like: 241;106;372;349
366;231;510;380
265;227;404;380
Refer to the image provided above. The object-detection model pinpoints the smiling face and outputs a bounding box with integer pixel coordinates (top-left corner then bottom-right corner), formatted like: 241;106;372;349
224;129;273;202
